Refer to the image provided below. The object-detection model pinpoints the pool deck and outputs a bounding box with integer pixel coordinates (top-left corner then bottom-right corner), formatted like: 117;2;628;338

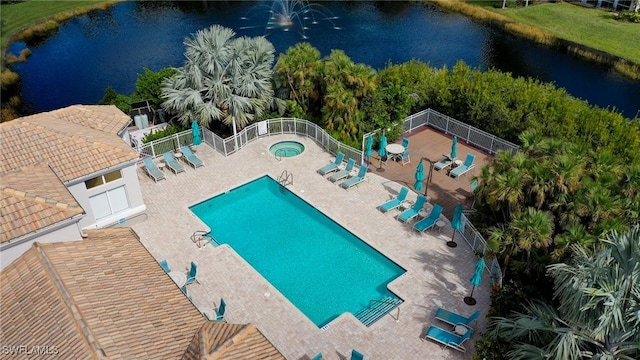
132;133;491;360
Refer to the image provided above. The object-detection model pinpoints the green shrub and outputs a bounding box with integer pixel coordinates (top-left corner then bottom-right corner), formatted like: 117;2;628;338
617;10;640;23
141;124;183;144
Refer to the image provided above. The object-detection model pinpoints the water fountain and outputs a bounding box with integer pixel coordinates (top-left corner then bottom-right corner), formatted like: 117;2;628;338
240;0;340;39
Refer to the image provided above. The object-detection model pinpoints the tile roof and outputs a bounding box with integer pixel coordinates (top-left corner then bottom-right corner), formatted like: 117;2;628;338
183;323;286;360
0;228;284;359
0;163;84;243
0;228;204;359
0;105;139;183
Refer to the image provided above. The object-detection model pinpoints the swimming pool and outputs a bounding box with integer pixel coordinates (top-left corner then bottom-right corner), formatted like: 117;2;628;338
190;176;405;327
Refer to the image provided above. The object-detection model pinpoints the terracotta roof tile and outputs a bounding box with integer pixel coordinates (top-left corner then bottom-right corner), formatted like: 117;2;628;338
0;229;204;359
0;163;84;243
0;105;139;182
183;323;286;360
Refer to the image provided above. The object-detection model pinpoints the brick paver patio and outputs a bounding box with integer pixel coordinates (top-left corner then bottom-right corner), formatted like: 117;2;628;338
131;134;491;360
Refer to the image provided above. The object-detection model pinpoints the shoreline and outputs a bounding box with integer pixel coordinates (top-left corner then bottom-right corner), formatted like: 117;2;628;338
430;0;640;80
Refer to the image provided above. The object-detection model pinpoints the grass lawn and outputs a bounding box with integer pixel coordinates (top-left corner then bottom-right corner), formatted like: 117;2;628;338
480;2;640;64
1;1;121;51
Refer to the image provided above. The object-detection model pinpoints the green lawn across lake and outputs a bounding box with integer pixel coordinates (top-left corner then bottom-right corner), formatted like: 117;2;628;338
1;1;121;51
483;2;640;64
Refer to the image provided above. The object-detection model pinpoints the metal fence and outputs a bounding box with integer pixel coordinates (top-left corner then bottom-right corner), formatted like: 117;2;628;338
202;117;363;163
136;129;196;158
459;212;502;287
403;108;519;155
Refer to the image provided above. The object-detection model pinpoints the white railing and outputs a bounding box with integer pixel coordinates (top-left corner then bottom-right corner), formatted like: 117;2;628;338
459;212;502;287
403;109;519;155
202;117;363;164
136;129;196;158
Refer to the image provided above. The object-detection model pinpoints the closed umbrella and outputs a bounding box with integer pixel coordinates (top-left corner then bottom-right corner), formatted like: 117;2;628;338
365;135;373;166
464;257;485;306
447;203;463;248
414;162;425;191
450;136;458;159
191;120;202;146
378;133;387;170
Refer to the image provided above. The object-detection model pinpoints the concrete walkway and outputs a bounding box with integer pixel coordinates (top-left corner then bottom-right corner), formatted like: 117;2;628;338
132;134;490;360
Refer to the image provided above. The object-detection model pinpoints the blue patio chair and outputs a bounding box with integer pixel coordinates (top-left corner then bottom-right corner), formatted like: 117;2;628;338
379;187;409;213
329;158;356;183
159;259;170;273
350;349;364;360
397;194;426;222
425;325;472;353
435;309;481;329
142;157;166;182
181;286;192;301
214;298;226;321
185;261;199;285
318;152;345;175
413;204;444;232
449;153;475;179
402;137;409;148
162;152;186;175
401;148;411;166
340;165;368;189
180;146;204;168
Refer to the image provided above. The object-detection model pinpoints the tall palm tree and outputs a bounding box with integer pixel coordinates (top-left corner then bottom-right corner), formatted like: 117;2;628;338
489;226;640;360
162;25;281;148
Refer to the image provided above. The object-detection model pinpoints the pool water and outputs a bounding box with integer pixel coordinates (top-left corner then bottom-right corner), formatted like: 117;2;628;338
190;176;405;327
269;141;304;157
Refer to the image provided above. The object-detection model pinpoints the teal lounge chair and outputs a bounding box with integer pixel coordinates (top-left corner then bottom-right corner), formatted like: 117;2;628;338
159;260;171;273
340;165;367;189
433;158;453;171
311;353;323;360
435;309;480;329
350;349;364;360
425;325;472;352
185;261;199;285
180;146;204;168
397;194;426;222
379;187;409;213
413;204;444;232
329;158;355;182
449;153;475;179
142;157;166;182
162;152;186;175
318;152;345;175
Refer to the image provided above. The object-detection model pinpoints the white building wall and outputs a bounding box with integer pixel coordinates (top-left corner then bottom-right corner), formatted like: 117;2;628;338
0;222;82;270
68;163;146;230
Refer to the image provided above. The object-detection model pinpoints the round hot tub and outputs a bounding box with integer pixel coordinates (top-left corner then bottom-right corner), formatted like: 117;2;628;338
269;141;305;158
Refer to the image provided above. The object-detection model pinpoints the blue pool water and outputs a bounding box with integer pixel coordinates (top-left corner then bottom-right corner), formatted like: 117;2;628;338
190;176;405;327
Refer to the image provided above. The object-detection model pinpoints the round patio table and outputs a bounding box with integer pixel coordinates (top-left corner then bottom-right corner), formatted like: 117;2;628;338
385;144;405;161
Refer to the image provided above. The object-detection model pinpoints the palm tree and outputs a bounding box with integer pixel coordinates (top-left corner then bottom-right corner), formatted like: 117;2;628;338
489;225;640;360
161;25;281;148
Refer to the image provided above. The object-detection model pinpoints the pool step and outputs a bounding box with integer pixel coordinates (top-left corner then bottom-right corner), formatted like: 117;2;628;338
354;296;403;327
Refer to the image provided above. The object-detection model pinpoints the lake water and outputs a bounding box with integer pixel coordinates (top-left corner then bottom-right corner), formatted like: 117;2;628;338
8;1;640;118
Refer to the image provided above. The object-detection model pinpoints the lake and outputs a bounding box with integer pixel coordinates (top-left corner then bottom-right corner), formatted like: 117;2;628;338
8;1;640;118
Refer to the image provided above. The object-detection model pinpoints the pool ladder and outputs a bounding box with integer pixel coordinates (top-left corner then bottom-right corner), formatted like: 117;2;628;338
277;170;293;192
274;148;300;161
191;230;218;248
